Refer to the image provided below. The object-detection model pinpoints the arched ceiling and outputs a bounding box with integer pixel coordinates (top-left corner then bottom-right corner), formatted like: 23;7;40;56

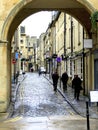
6;0;94;42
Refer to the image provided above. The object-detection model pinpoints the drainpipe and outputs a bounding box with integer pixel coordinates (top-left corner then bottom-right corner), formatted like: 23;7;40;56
70;17;73;76
83;29;85;95
64;13;67;71
71;17;73;56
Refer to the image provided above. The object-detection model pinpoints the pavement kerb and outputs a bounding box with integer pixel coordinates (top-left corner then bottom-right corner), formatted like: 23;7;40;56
9;75;27;117
44;74;98;119
0;74;27;121
57;88;85;117
44;75;85;116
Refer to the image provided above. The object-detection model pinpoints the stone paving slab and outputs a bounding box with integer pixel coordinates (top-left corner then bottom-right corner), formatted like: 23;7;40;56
0;115;98;130
61;86;98;119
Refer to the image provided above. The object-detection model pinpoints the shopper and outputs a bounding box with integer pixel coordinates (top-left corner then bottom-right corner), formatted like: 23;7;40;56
72;75;82;101
61;72;69;92
52;70;59;92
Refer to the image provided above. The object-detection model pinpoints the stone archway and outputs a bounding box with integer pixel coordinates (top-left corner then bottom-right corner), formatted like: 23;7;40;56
1;0;96;42
0;0;97;112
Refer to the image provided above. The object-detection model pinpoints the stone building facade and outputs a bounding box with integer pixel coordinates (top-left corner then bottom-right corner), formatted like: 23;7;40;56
0;0;98;112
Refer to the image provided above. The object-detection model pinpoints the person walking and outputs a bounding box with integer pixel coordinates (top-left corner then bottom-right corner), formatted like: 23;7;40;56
72;75;82;101
38;67;41;76
61;72;68;92
52;70;59;92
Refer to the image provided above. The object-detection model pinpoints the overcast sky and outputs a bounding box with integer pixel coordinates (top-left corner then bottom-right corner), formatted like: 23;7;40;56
21;11;52;38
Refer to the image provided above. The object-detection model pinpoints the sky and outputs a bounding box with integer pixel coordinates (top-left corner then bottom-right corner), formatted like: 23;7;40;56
21;11;52;38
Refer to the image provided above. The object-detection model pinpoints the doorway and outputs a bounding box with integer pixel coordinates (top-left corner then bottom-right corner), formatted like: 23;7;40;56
94;59;98;90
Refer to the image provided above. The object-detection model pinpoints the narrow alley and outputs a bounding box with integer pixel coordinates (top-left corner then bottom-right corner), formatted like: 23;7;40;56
0;72;98;130
12;72;76;117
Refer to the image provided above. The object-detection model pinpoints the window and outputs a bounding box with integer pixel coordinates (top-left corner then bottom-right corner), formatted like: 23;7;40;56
20;39;23;43
20;26;25;34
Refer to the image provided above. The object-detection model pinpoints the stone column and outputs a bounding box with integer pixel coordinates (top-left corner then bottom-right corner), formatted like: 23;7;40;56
0;40;10;112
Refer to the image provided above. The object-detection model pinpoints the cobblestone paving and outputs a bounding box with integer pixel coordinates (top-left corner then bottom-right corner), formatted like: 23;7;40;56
12;72;76;117
0;72;98;130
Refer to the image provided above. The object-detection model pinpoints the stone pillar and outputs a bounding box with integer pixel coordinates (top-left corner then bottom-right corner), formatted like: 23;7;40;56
0;40;10;112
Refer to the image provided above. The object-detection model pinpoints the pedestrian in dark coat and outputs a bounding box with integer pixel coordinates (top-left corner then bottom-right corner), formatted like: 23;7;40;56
38;68;41;76
72;75;82;101
52;71;59;92
61;72;68;92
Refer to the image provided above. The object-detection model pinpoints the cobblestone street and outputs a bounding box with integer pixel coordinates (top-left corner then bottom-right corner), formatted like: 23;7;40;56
12;72;76;117
0;72;98;130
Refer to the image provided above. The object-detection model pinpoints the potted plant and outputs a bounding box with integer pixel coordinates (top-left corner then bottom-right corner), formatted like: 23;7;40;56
91;11;98;31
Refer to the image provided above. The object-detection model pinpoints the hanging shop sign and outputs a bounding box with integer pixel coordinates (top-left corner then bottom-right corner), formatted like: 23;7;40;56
84;39;92;48
15;52;19;60
56;57;62;62
52;54;57;58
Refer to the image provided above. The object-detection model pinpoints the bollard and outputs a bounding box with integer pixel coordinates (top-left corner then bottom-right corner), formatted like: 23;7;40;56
97;102;98;112
86;101;90;130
